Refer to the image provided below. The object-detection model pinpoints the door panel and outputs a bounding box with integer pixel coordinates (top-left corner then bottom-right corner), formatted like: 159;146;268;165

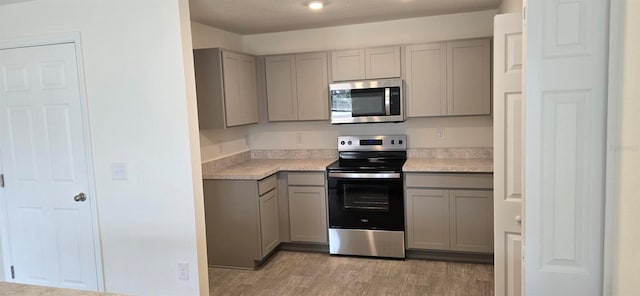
288;186;327;243
405;188;450;250
330;49;365;81
450;190;493;253
447;39;491;115
0;43;98;290
238;57;259;125
405;43;447;117
221;52;242;126
265;55;297;121
525;0;608;294
296;52;328;120
494;13;524;296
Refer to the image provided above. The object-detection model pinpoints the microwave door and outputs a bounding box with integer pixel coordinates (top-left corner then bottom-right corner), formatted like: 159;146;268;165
350;89;386;117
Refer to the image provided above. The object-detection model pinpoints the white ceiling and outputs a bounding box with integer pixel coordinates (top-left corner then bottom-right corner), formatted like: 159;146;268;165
189;0;502;35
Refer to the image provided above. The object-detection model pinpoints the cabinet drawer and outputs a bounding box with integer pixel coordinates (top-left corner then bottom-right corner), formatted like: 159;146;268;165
288;172;325;186
405;173;492;189
258;174;277;195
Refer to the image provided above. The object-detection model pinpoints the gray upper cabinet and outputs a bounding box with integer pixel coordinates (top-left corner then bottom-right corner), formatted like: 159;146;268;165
330;46;401;81
265;52;329;121
405;43;447;117
265;55;297;121
330;49;365;81
447;39;491;116
404;38;491;117
365;46;402;79
193;48;259;128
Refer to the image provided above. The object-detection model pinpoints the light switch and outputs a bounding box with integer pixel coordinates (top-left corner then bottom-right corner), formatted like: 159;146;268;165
177;262;189;280
111;162;128;180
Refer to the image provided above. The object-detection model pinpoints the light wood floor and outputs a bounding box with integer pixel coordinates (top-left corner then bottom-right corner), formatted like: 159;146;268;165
209;251;494;296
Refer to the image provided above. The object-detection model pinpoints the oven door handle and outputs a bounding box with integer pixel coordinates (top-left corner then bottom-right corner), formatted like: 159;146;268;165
328;172;401;179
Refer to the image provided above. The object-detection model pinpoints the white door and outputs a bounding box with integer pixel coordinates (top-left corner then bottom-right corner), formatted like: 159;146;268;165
524;0;609;295
0;42;99;291
494;13;523;296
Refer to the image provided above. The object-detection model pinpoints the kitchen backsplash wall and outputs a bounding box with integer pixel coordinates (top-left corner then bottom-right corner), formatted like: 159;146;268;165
248;117;492;150
192;11;496;162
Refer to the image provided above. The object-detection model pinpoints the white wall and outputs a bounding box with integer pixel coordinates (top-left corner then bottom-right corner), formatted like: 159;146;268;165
243;10;496;55
0;1;207;295
190;22;251;162
191;21;243;51
614;0;640;294
498;0;522;14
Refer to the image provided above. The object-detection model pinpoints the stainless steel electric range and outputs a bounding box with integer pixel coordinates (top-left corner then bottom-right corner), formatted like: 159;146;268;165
326;135;407;258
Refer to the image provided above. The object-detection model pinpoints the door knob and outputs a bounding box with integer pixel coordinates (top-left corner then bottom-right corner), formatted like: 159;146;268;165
74;192;87;202
515;215;522;223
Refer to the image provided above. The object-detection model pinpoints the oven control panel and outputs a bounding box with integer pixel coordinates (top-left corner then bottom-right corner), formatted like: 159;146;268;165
337;135;407;151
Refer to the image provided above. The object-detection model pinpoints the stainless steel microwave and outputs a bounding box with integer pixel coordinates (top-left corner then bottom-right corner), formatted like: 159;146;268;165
329;78;405;124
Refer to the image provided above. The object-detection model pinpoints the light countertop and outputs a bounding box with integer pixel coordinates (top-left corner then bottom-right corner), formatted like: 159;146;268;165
202;158;336;180
403;158;493;173
202;157;492;180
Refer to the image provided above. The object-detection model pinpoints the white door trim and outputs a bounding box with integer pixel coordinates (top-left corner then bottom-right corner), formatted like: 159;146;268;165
0;32;104;292
602;0;623;294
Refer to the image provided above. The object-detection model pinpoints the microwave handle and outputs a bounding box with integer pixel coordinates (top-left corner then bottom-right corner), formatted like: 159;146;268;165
384;88;391;115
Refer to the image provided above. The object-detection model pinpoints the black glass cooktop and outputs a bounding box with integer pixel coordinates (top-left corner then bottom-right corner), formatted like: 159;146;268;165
326;151;407;172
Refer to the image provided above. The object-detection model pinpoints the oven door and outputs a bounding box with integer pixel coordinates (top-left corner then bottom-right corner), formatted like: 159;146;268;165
327;171;404;231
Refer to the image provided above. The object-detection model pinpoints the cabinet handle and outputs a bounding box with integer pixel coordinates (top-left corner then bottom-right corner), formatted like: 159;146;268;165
515;215;522;223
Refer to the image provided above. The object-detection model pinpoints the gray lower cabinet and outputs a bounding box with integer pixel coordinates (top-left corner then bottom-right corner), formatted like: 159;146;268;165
405;188;450;250
405;173;494;253
449;190;493;253
259;189;280;255
203;174;279;269
287;172;328;243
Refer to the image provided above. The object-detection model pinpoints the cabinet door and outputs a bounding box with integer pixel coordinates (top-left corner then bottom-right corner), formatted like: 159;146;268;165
296;52;329;120
222;51;259;126
265;55;298;121
449;190;493;253
221;51;243;126
365;46;401;79
405;43;447;117
288;186;327;243
405;189;450;250
259;189;280;257
447;39;491;116
238;55;259;125
330;49;365;81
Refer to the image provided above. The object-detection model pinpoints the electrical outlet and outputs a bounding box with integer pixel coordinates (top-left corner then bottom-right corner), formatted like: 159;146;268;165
111;162;128;180
436;128;446;140
295;133;303;144
177;262;189;281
